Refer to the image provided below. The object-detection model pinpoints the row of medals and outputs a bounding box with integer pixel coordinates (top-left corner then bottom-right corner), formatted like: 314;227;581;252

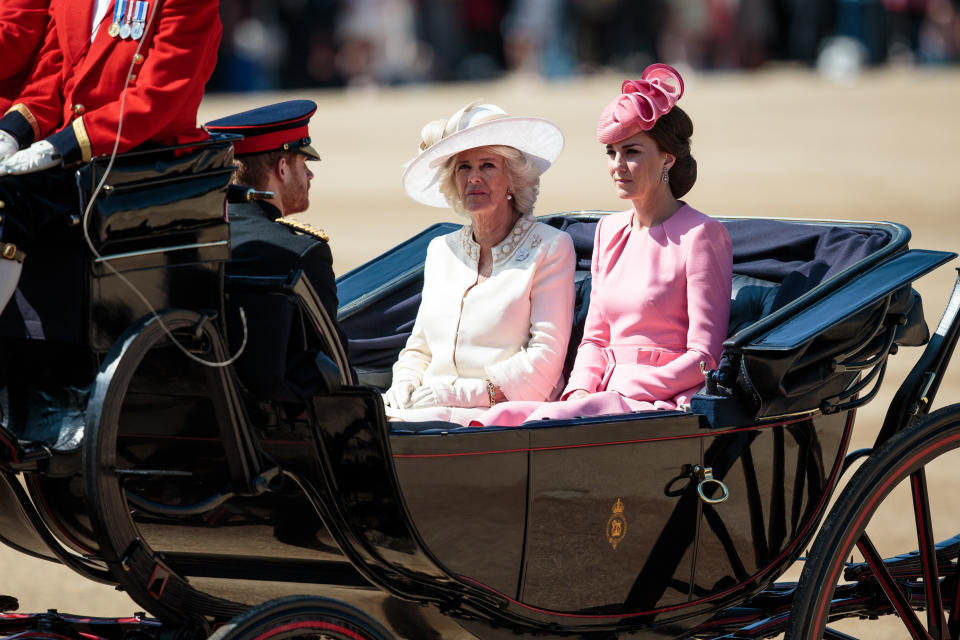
107;0;148;40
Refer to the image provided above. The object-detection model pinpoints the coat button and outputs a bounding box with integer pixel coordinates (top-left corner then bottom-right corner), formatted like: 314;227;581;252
72;104;85;115
128;73;137;82
133;53;145;65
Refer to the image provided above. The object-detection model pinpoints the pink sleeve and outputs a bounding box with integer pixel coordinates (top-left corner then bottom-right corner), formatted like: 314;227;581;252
563;219;611;395
628;220;733;402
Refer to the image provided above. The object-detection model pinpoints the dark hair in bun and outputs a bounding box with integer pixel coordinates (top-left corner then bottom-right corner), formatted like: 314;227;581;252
647;105;696;198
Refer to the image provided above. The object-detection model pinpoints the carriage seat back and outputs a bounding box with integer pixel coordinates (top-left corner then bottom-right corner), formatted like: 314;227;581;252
83;138;236;352
562;272;779;378
728;274;779;336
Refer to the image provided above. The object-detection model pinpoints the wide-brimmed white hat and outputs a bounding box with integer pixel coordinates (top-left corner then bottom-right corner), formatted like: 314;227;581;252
401;103;564;208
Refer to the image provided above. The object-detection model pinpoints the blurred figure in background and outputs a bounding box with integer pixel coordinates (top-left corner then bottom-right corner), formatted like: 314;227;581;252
884;0;930;61
279;0;342;87
502;0;575;78
335;0;428;86
919;0;960;62
769;0;835;65
205;0;960;92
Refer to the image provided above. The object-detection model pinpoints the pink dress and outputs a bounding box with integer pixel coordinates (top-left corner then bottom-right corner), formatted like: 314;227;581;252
471;205;732;427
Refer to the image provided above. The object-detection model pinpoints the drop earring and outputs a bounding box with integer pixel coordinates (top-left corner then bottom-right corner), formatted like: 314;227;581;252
661;168;670;184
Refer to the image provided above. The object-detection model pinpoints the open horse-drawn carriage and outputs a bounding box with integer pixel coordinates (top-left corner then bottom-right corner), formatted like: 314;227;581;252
2;135;960;640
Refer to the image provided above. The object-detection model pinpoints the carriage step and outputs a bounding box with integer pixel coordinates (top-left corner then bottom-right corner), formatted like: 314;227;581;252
114;468;194;477
0;424;54;472
0;424;21;466
843;533;960;581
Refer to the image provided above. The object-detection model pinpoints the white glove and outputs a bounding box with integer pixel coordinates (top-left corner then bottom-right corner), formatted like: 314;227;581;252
0;140;61;176
409;379;488;409
0;130;18;162
383;380;416;409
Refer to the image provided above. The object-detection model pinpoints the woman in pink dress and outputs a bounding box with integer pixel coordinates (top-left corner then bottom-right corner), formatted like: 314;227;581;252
472;64;733;427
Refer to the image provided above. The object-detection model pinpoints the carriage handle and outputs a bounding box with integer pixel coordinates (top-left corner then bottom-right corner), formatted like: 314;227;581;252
664;464;730;504
693;465;729;505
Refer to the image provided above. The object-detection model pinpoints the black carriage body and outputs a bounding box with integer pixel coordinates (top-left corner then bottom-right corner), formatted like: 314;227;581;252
0;204;954;639
83;142;235;351
0;138;234;350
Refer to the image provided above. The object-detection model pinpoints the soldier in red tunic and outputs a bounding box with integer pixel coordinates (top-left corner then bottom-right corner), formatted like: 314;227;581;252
0;0;222;317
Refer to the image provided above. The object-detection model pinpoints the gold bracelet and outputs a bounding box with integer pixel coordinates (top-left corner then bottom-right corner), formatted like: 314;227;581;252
485;378;497;406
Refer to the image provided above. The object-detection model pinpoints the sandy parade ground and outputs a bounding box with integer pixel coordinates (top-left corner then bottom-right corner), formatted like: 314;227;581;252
2;66;960;637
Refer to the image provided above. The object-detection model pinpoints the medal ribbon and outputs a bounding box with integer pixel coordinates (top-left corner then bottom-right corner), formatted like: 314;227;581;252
123;0;136;29
135;1;147;24
112;0;126;28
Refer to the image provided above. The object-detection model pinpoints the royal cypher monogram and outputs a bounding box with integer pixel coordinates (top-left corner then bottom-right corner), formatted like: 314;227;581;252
606;498;627;550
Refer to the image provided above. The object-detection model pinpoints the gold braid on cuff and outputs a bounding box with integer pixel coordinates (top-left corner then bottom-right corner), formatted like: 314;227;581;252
4;104;39;140
73;117;92;162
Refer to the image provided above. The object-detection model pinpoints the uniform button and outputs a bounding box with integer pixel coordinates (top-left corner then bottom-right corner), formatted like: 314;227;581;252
72;104;85;115
133;53;145;65
128;73;137;82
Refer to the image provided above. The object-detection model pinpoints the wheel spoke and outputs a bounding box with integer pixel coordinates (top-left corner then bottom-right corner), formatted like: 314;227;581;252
824;626;860;640
857;533;933;640
950;552;960;640
911;469;949;639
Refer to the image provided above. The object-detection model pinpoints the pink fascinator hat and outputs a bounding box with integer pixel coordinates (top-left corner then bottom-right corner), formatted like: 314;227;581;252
596;63;684;144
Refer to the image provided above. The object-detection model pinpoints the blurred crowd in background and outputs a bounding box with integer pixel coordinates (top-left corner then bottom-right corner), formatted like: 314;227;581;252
209;0;960;92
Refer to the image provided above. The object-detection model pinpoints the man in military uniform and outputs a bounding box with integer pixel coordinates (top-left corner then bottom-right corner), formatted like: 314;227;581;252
206;100;347;400
0;0;221;171
0;0;222;325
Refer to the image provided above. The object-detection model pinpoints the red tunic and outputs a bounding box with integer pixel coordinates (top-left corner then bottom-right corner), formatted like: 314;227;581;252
0;0;221;163
0;0;50;114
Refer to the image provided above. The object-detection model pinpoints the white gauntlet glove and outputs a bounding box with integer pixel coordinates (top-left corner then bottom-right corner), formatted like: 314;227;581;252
0;131;18;162
0;140;61;176
383;380;416;409
409;379;488;409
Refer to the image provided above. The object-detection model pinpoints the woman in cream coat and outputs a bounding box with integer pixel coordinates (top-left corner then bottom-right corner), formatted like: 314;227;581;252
383;102;575;425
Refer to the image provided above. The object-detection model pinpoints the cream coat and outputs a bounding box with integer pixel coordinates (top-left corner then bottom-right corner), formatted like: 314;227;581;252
388;216;576;424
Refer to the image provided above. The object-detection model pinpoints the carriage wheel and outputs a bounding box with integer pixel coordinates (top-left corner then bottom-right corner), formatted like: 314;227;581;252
206;596;393;640
787;404;960;639
84;309;246;624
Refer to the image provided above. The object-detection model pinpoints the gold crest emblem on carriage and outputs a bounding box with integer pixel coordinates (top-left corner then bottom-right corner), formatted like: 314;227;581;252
606;498;627;550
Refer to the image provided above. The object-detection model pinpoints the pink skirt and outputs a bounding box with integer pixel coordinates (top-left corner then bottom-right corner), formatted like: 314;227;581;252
469;391;683;427
470;345;699;427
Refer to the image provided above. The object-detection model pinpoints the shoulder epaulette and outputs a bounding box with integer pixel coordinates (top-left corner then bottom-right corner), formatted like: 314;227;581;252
276;218;329;242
